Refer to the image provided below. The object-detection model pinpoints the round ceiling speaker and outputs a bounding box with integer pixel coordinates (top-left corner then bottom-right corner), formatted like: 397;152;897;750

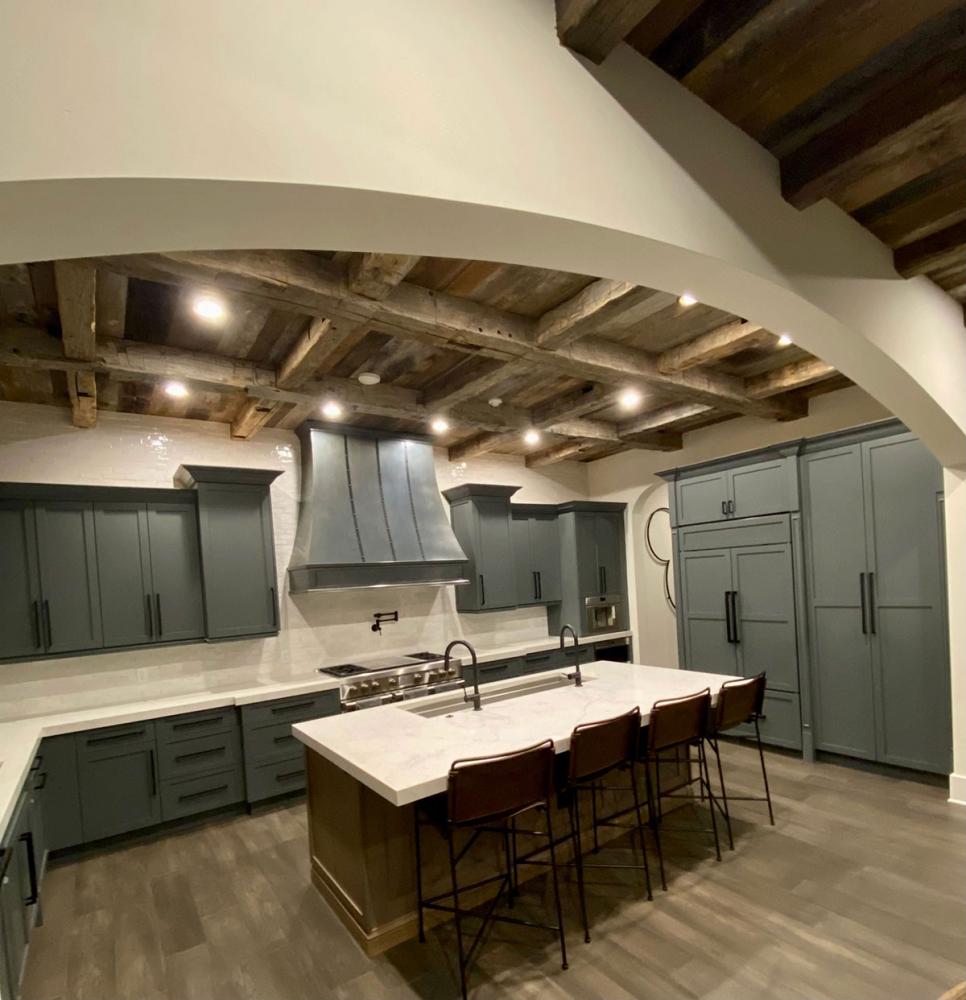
358;372;381;386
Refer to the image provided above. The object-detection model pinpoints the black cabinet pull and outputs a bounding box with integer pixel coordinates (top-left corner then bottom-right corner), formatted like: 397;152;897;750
34;771;47;791
867;572;876;635
532;570;538;601
271;699;314;715
721;500;727;516
479;574;486;606
155;593;163;637
172;714;223;731
145;594;154;637
730;591;740;643
270;586;277;628
273;733;295;745
149;749;158;797
728;499;736;515
724;592;735;643
87;728;146;745
32;600;42;649
536;570;542;601
19;831;38;906
174;746;226;763
276;768;304;783
859;573;867;634
178;783;229;803
43;599;52;647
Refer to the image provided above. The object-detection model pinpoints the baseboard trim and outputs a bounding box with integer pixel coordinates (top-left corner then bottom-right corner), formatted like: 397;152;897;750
948;772;966;806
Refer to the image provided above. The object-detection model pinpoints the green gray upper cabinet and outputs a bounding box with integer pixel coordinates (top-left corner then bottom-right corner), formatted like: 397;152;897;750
177;466;282;639
666;449;800;526
34;500;103;654
801;426;950;773
444;485;519;612
94;500;204;647
511;506;561;606
0;500;43;659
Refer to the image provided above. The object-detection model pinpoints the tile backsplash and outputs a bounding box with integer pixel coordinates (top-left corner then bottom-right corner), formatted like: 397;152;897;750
0;402;586;719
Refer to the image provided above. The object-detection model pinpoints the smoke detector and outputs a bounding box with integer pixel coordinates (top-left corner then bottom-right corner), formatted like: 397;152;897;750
488;397;503;408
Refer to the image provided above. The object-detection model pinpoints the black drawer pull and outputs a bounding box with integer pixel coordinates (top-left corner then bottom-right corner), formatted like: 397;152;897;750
174;746;227;763
87;728;146;745
276;769;304;783
528;654;551;662
178;784;229;803
172;715;225;731
273;734;295;745
270;700;315;715
34;772;47;791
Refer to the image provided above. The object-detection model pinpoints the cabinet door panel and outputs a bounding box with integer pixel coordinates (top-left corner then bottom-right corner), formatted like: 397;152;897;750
679;549;737;674
476;498;515;610
198;486;278;638
729;457;796;518
732;544;798;692
78;737;161;841
511;515;537;605
147;502;205;641
595;514;622;596
863;436;950;772
531;515;561;603
39;734;84;852
676;471;729;525
94;503;153;648
0;500;43;659
34;501;103;653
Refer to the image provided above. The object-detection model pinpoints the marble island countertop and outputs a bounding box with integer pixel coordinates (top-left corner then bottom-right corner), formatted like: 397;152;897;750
294;661;740;807
0;629;631;833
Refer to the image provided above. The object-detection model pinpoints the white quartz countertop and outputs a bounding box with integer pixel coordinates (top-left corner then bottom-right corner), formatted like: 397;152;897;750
294;661;738;807
0;630;631;834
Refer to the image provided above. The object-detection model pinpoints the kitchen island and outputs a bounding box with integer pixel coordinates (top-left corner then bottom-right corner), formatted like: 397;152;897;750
293;661;739;954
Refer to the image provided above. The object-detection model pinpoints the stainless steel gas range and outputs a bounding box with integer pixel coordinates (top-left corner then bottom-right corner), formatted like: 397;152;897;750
318;651;464;711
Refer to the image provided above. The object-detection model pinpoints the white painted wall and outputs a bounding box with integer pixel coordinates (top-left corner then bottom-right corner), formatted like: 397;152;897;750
587;387;891;668
0;401;587;719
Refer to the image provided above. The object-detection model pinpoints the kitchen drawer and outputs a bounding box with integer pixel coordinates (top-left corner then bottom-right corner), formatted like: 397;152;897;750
157;706;237;744
243;719;303;764
728;689;802;751
160;767;245;822
246;755;307;802
474;657;524;686
157;730;241;780
77;720;156;758
521;649;566;675
241;689;340;731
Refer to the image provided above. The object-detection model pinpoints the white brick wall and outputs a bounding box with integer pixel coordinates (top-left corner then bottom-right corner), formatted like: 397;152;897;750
0;402;589;718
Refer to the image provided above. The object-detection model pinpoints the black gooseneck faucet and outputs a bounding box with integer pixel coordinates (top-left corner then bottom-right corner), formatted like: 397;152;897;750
559;624;583;687
445;639;481;711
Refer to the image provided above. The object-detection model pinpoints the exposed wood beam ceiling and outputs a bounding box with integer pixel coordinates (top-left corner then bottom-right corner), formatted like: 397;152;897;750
0;239;847;463
555;0;662;63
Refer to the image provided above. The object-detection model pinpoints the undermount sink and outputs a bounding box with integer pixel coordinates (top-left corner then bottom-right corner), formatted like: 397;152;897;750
404;672;584;719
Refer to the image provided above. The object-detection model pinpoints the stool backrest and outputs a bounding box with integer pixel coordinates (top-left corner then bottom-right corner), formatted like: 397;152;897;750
568;707;641;784
647;689;710;752
714;673;766;733
447;739;555;827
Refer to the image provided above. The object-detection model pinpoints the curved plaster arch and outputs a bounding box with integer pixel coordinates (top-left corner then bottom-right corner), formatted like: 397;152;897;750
0;1;964;465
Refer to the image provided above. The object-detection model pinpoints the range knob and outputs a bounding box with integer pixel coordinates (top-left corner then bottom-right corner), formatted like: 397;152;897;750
348;685;358;696
388;677;398;688
360;681;371;693
412;672;423;683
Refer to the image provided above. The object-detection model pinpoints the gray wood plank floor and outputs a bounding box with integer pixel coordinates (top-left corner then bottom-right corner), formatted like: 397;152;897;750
20;742;966;1000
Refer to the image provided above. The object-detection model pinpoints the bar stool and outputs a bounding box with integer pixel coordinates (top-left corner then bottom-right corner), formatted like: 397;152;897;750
413;739;568;1000
640;688;720;890
706;672;774;850
560;707;653;943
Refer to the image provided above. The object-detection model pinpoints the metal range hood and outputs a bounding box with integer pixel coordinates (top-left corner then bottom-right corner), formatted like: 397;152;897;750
288;423;468;592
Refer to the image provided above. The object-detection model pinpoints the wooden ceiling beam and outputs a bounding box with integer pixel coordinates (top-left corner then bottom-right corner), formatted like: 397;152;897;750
422;357;524;410
526;440;599;467
345;253;420;300
535;279;673;349
447;431;522;462
555;0;662;63
618;400;711;435
746;358;836;398
0;264;39;325
92;251;804;421
531;383;617;426
657;321;768;373
894;219;966;278
94;270;128;339
54;260;99;427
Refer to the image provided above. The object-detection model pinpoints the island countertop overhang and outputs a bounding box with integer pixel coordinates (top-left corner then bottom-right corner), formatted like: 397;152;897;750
293;662;740;807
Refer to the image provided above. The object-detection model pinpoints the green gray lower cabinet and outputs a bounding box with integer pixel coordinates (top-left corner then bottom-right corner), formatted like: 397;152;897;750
1;794;32;1000
241;690;341;802
475;657;524;685
38;734;83;852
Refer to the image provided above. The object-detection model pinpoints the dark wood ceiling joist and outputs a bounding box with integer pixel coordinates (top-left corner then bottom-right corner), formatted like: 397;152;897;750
555;0;663;63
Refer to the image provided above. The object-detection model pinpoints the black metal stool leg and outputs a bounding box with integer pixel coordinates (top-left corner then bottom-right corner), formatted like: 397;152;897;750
591;782;600;853
568;793;591;942
754;718;775;825
413;807;426;943
643;753;667;891
629;761;653;901
709;736;734;850
544;807;569;970
698;740;721;862
502;821;516;908
447;830;468;1000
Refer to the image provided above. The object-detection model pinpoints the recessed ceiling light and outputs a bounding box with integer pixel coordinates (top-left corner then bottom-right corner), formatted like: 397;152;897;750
488;397;503;408
430;417;450;434
777;333;793;347
523;429;541;446
164;381;188;398
678;293;697;308
618;388;643;410
321;400;343;419
192;294;226;323
358;372;381;386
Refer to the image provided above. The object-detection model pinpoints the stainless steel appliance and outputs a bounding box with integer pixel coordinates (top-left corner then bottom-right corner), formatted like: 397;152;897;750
585;594;622;633
318;651;463;710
